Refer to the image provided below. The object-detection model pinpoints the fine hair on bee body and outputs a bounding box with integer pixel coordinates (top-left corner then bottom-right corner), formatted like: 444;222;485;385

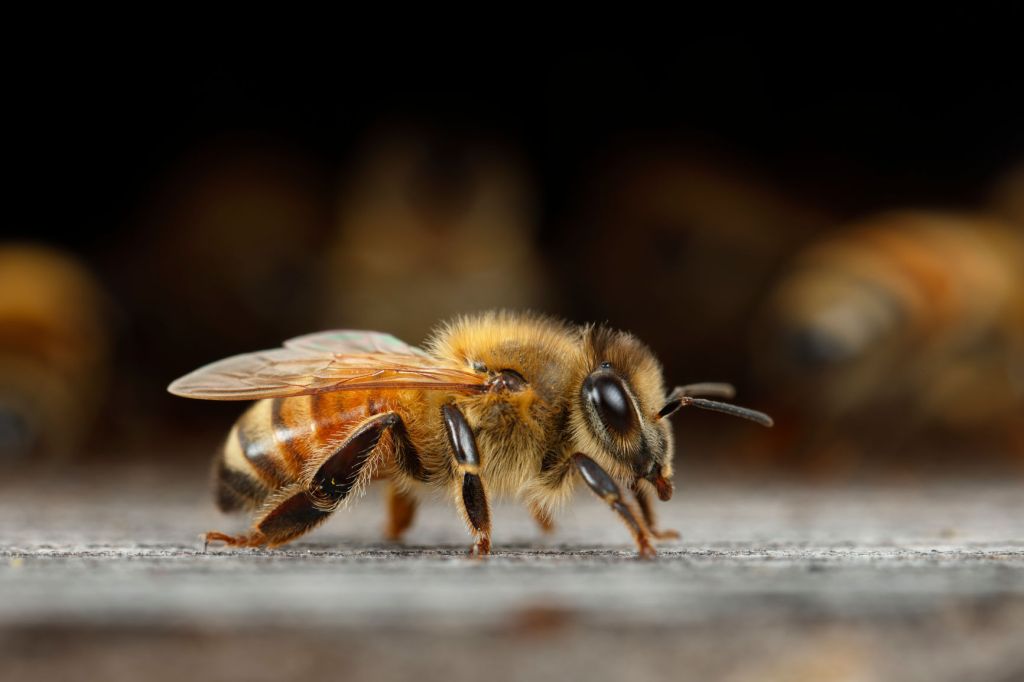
169;311;771;559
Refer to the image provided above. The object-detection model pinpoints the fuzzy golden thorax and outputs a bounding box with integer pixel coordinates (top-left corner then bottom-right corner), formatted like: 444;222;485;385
568;324;675;492
424;311;584;496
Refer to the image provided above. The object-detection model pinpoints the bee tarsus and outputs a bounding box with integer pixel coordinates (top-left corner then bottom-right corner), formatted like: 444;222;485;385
631;480;680;540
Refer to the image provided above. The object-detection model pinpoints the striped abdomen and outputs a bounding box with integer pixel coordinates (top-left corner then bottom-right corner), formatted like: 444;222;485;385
214;391;393;512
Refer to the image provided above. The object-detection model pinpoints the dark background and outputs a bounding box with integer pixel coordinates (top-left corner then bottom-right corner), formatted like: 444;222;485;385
5;18;1024;470
12;23;1024;249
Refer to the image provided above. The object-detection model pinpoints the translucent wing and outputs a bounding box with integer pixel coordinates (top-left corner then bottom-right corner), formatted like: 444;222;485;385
168;331;485;401
283;330;431;357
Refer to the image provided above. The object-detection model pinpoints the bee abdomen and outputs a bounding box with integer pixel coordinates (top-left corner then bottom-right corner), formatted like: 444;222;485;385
213;401;300;512
211;393;398;512
213;457;269;512
235;417;290;487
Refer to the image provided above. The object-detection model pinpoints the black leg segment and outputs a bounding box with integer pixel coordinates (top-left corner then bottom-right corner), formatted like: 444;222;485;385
258;489;333;540
462;473;490;532
573;453;655;558
442;403;492;555
310;412;399;508
442;404;481;472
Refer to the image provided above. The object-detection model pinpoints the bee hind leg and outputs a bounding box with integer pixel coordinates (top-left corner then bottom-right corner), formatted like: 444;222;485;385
203;530;267;550
206;412;401;551
203;486;332;550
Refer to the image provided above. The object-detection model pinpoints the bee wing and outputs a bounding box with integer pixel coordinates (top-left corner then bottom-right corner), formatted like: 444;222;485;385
168;339;486;401
283;330;432;357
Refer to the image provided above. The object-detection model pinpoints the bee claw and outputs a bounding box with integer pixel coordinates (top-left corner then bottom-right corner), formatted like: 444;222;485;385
467;537;491;559
652;528;681;541
204;531;255;549
637;540;658;560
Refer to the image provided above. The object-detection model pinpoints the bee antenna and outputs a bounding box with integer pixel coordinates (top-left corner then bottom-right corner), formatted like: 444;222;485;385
668;383;736;400
657;396;773;427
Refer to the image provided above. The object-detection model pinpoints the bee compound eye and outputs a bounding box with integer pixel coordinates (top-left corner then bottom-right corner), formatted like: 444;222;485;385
583;372;636;435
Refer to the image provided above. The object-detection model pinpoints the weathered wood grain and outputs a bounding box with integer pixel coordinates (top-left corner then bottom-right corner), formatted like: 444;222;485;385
1;466;1022;681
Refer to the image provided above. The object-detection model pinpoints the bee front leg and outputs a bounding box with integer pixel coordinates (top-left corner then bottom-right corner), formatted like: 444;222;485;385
572;453;655;559
442;404;491;557
631;480;680;541
205;412;400;549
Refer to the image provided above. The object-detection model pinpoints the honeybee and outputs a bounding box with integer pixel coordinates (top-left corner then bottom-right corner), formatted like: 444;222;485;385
169;311;771;558
321;128;551;342
0;244;109;462
753;212;1024;465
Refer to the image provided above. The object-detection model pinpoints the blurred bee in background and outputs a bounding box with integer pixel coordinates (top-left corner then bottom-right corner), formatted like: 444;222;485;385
753;212;1024;471
169;312;771;558
0;244;109;463
561;145;833;385
319;128;551;342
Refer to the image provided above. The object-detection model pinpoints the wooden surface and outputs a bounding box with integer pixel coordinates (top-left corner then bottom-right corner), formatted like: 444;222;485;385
1;465;1022;681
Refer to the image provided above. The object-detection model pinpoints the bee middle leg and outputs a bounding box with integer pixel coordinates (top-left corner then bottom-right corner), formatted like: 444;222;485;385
385;482;417;541
442;404;491;557
205;412;400;549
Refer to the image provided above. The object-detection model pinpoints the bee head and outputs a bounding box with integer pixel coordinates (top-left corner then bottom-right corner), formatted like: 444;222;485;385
573;326;675;499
